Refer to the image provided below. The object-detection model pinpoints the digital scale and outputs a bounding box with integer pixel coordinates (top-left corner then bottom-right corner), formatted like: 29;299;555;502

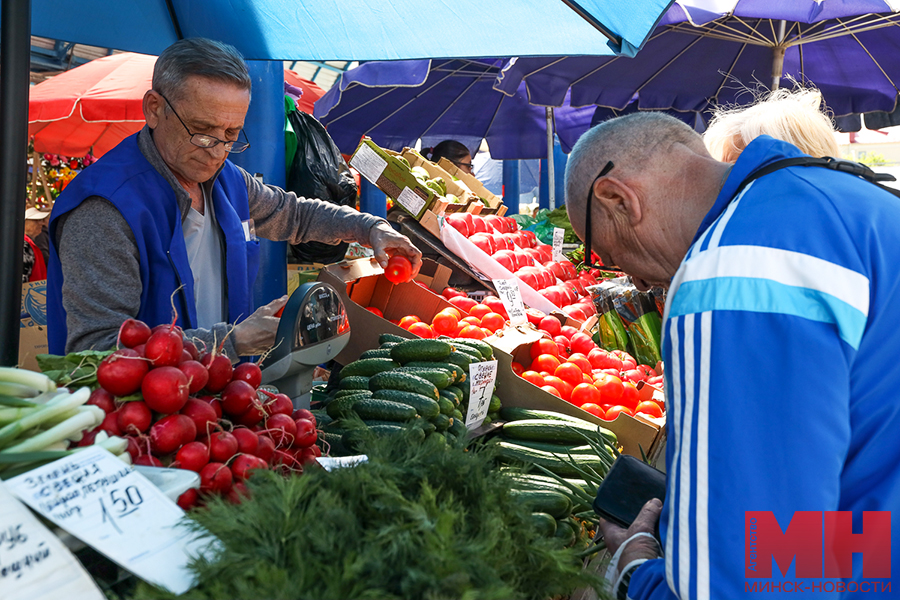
260;282;350;408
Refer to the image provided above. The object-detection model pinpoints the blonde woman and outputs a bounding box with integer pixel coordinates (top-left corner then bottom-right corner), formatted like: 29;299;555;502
704;87;840;161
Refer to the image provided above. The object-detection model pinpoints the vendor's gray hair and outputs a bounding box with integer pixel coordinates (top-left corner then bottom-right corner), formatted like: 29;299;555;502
565;112;699;210
152;38;251;103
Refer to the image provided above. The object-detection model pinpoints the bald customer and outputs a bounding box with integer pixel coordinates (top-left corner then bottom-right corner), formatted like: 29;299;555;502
566;113;900;599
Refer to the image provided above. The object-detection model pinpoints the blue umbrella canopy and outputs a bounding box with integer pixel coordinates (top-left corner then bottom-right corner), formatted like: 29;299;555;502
494;0;900;118
314;59;597;160
25;0;674;60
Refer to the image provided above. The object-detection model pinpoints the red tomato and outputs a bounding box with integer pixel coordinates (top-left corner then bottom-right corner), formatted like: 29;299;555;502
611;350;638;370
441;287;466;299
510;361;525;376
469;304;492;319
560;325;579;340
461;316;482;327
567;353;592;374
408;322;435;338
525;308;545;326
580;402;605;418
398;315;420;329
554;362;584;387
365;306;383;317
449;296;478;312
569;332;596;356
539;316;562;337
531;353;562;373
530;338;560;360
621;368;646;384
541;385;562;398
439;306;462;320
621;382;640;409
605;405;634;421
636;364;658;378
570;383;601;407
431;311;459;336
543;375;573;401
634;400;664;419
521;370;545;387
384;255;413;284
595;373;624;404
459;325;486;340
480;312;506;332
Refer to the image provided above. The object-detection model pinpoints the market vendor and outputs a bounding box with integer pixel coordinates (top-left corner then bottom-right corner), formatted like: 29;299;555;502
565;112;900;598
425;140;474;174
48;38;422;360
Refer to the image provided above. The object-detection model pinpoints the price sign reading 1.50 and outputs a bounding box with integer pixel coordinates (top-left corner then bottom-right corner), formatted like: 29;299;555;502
99;485;144;535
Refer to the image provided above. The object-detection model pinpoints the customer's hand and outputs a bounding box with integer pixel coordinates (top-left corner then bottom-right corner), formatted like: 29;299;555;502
231;295;289;356
368;222;423;278
599;498;664;570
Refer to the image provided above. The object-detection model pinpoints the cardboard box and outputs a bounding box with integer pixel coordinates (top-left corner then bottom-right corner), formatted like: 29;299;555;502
400;149;477;203
350;138;437;219
317;258;459;365
19;280;48;372
437;157;504;209
414;259;452;292
287;264;324;296
486;325;666;462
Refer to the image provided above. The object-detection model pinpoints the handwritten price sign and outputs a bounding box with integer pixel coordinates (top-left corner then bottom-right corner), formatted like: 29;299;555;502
465;360;498;429
552;227;565;262
7;446;212;595
493;278;527;325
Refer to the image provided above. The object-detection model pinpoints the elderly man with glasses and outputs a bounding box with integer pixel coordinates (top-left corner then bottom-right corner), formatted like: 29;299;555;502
566;112;900;599
48;38;421;361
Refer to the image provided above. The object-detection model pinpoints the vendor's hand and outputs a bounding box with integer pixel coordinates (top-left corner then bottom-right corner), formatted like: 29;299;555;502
368;222;422;278
599;498;664;571
231;295;289;356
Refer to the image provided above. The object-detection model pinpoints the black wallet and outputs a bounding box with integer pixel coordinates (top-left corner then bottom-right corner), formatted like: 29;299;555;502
593;455;666;540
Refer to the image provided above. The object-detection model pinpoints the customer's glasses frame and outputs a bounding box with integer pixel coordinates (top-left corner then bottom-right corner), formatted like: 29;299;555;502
583;161;615;270
157;91;251;154
450;158;474;172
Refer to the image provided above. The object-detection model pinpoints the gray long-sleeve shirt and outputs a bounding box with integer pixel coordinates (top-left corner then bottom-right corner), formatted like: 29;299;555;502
56;125;385;360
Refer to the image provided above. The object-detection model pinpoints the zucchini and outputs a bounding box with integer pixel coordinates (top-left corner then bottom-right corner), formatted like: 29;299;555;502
430;413;452;432
338;376;370;391
378;333;408;345
390;339;454;364
339;358;400;379
404;361;465;383
369;371;439;401
453;338;493;359
325;392;371;419
353;399;418;422
394;367;453;390
495;441;609;478
372;389;440;419
511;489;573;519
502;419;616;447
530;512;557;537
359;348;393;360
437;396;455;416
333;389;372;401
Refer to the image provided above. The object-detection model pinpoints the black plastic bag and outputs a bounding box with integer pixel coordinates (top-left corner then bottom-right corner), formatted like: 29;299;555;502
286;109;359;264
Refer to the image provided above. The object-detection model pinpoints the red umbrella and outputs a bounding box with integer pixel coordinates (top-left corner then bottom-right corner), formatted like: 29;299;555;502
29;53;325;158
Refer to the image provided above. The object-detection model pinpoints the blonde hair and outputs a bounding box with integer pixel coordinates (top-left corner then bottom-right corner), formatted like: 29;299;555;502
704;87;840;162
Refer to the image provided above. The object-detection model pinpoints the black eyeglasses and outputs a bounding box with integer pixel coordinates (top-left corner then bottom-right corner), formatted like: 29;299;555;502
583;161;615;270
450;159;474;172
157;91;251;154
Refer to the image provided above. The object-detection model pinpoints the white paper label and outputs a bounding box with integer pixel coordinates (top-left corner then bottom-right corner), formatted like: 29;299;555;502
493;278;527;325
397;186;426;215
315;455;369;472
350;143;388;184
7;447;213;595
465;360;498;429
0;481;105;600
552;227;565;262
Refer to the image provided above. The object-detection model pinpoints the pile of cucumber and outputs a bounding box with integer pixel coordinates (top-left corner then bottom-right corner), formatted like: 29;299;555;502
495;407;621;542
316;335;501;455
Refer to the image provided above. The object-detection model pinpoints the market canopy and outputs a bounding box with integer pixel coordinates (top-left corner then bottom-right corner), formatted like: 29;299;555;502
22;0;674;60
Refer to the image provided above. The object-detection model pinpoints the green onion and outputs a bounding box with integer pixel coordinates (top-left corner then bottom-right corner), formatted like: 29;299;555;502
0;402;101;454
0;388;90;448
0;367;56;394
0;395;38;408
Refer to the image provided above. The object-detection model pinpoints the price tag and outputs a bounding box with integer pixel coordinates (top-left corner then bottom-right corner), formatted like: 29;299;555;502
7;446;213;595
465;360;498;429
552;227;565;262
396;186;426;216
350;143;387;184
0;480;105;600
493;278;527;325
315;455;368;472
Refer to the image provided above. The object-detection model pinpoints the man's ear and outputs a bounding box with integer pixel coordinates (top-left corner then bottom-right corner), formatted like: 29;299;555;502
143;90;163;129
593;176;643;226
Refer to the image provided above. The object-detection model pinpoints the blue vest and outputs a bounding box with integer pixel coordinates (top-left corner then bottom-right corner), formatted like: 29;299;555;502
47;133;260;354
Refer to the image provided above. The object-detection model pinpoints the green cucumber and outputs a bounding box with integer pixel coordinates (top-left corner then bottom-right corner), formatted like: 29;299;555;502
313;411;334;429
404;361;465;383
439;389;460;408
502;419;617;447
390;339;454;363
326;392;371;419
437;396;455;416
369;371;439;401
554;518;578;546
505;439;597;455
453;338;493;359
372;389;440;419
511;489;573;519
452;408;464;421
333;389;372;401
379;341;399;349
339;358;400;379
430;413;452;432
338;376;370;391
444;386;464;403
452;344;483;362
446;351;472;371
496;441;610;478
489;394;501;413
530;512;557;537
359;348;393;360
500;407;590;424
317;431;349;456
353;398;418;422
447;418;467;439
378;333;408;345
394;367;453;390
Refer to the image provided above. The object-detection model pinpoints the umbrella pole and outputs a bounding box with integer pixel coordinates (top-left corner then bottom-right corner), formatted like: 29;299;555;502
772;20;787;91
546;107;556;209
0;0;31;367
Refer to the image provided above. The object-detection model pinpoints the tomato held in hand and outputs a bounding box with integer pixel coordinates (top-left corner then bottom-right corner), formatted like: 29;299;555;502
384;255;413;284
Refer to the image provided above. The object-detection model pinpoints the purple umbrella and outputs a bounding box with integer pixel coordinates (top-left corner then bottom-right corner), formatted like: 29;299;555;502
494;0;900;119
313;59;597;161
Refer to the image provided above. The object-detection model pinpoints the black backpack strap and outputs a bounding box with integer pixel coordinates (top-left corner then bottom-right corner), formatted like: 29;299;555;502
734;156;898;199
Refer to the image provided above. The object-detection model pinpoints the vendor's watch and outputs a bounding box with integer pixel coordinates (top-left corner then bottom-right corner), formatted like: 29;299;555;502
616;559;648;600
